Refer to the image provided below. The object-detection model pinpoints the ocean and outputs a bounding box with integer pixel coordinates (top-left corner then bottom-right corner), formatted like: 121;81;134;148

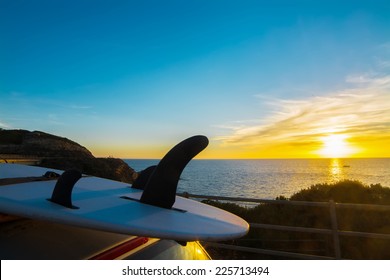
124;158;390;200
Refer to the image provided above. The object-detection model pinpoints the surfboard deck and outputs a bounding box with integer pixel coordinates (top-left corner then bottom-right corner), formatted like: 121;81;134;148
0;164;249;241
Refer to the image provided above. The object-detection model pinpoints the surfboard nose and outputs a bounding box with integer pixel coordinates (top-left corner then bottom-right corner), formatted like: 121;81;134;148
140;135;209;209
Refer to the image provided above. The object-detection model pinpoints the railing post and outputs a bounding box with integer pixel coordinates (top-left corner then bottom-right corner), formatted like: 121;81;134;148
329;200;341;259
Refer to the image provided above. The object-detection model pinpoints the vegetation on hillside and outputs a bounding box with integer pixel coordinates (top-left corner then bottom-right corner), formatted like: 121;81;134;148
0;129;26;145
0;129;137;183
203;180;390;260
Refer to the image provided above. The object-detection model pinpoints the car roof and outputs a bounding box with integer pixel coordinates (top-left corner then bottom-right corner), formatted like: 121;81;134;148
1;213;211;260
0;217;134;259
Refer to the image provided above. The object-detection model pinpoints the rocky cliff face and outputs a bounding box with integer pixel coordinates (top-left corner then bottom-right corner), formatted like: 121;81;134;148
0;129;137;183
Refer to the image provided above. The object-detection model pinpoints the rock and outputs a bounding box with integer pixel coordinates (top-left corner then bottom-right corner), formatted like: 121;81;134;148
0;129;137;183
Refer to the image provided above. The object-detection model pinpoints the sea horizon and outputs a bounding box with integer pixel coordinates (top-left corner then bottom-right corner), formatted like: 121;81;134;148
125;158;390;200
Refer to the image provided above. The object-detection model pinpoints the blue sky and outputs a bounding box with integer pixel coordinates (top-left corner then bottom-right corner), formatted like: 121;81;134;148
1;0;389;158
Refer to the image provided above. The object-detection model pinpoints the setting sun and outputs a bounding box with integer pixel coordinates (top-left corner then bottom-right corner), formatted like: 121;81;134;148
317;134;356;158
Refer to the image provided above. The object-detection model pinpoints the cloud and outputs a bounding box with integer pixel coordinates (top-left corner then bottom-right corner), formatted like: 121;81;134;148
217;74;390;156
70;105;93;110
0;121;11;129
346;73;390;87
378;60;390;69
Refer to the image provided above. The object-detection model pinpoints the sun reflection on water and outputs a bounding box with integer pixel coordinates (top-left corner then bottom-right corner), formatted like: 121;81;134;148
328;158;345;183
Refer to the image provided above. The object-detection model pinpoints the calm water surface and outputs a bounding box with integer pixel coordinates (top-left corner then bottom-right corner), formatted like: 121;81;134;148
125;159;390;199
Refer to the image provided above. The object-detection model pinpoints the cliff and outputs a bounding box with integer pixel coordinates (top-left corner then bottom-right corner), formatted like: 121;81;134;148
0;129;137;183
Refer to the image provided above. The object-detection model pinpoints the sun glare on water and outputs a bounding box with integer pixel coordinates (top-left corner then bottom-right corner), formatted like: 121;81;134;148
318;134;356;158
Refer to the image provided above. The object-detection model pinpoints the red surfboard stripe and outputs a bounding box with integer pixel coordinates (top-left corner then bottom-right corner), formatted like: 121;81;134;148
89;237;149;260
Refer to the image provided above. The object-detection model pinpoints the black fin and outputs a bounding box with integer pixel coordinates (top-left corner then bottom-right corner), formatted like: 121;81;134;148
48;169;82;209
176;240;187;246
140;135;208;209
131;165;157;190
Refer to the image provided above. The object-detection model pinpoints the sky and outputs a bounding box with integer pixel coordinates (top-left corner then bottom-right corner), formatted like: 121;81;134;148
1;0;390;159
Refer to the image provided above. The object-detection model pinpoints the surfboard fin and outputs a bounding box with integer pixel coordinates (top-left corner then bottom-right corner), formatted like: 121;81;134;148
48;169;82;209
140;135;209;209
131;165;157;190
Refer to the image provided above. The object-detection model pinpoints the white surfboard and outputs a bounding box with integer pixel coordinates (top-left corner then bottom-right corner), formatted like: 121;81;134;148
0;163;248;241
0;136;248;241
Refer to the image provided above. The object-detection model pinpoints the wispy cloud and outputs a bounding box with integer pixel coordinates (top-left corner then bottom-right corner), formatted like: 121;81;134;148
346;73;390;86
69;105;93;110
2;92;95;130
0;121;11;129
7;92;93;111
217;73;390;156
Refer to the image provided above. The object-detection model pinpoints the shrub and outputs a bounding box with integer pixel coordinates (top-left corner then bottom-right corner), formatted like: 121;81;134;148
203;180;390;259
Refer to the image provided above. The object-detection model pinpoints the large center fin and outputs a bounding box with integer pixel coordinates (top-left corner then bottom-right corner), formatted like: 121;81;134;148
139;135;208;209
131;165;157;190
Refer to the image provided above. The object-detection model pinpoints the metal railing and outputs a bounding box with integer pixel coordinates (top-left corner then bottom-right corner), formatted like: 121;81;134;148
179;192;390;260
